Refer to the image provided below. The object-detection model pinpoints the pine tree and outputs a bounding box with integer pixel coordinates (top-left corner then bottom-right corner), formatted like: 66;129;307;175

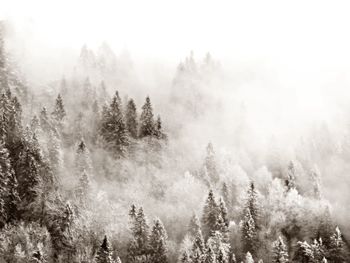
100;91;129;158
75;139;92;174
294;241;313;263
39;107;52;133
206;231;230;263
127;207;150;262
51;94;66;123
272;236;289;263
125;99;138;139
244;182;259;229
191;231;206;263
188;214;201;237
221;182;230;210
202;190;220;240
95;235;115;263
328;227;345;263
5;172;20;223
139;96;155;138
150;218;168;263
218;197;229;239
315;207;333;249
285;161;296;191
154;115;166;140
0;141;12;226
203;143;219;184
47;131;62;175
240;209;257;256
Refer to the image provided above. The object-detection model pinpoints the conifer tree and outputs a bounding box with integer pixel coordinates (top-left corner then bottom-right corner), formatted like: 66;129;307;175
203;143;219;184
218;197;229;239
244;182;259;229
39;107;52;133
154;115;166;140
285;161;296;191
202;190;220;240
191;231;206;263
139;96;155;138
5;172;20;223
51;94;66;124
240;209;257;256
294;241;313;263
75;139;92;174
188;214;201;237
100;91;129;158
127;207;150;262
315;207;333;249
47;131;62;175
76;170;90;205
125;99;138;139
0;141;12;226
272;236;289;263
95;235;115;263
30;115;40;133
328;227;345;263
221;182;230;210
150;218;168;263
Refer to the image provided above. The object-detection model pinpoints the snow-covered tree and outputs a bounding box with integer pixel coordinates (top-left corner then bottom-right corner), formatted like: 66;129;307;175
139;96;155;138
125;99;138;139
95;235;115;263
149;218;168;263
202;190;219;240
271;236;288;263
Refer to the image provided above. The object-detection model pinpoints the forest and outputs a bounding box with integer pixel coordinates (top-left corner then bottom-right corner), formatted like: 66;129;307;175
0;20;349;263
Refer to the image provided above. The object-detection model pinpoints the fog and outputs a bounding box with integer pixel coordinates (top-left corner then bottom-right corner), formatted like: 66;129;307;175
1;1;350;262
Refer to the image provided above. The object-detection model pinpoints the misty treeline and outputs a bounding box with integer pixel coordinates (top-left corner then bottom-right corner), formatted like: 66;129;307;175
0;24;349;263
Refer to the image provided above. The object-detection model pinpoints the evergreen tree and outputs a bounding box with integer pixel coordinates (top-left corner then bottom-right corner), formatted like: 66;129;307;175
47;131;62;175
125;99;138;139
100;91;129;158
294;241;313;263
272;236;289;263
218;197;229;240
206;231;230;263
0;141;12;226
240;209;257;257
328;227;345;263
188;214;201;237
150;218;168;263
285;161;296;191
191;231;206;263
203;143;219;184
51;94;66;123
154;115;166;140
221;182;230;210
127;207;150;262
5;172;20;223
244;182;259;229
315;207;333;249
202;190;220;240
39;107;52;133
95;235;115;263
76;170;90;205
75;139;92;174
139;96;155;138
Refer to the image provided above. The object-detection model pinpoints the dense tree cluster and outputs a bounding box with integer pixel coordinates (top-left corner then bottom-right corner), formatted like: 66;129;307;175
0;27;349;263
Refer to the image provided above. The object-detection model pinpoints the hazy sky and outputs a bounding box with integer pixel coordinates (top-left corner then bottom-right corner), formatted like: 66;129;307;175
2;0;350;65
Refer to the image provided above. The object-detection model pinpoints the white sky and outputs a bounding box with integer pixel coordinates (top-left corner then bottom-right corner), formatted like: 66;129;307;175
2;0;350;66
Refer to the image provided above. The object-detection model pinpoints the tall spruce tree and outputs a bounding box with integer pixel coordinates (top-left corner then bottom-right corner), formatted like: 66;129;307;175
149;218;168;263
328;227;345;263
240;208;258;257
51;94;66;124
203;143;219;184
139;96;155;138
39;107;52;133
191;231;206;263
100;91;129;158
95;235;115;263
202;190;220;240
188;214;202;238
125;99;138;139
